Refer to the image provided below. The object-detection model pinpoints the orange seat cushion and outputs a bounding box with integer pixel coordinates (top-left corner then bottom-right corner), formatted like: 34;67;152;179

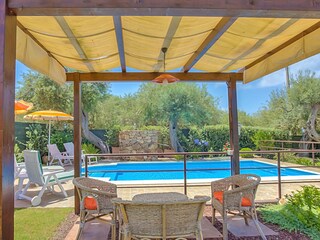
84;196;97;210
213;191;252;207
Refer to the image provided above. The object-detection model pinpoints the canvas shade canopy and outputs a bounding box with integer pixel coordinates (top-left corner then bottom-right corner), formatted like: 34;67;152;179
14;100;33;115
23;110;74;145
15;16;320;84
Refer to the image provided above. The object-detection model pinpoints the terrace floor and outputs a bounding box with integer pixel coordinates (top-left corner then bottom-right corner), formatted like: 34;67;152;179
14;158;320;239
65;206;279;240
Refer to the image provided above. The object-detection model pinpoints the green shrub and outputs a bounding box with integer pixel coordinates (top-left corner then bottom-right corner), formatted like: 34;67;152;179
286;185;320;212
25;124;48;157
173;155;184;160
82;143;100;154
278;152;296;162
178;125;289;152
105;125;122;147
252;130;274;150
260;186;320;239
14;143;23;163
179;127;209;152
278;152;313;166
50;129;73;151
295;157;313;166
240;148;254;158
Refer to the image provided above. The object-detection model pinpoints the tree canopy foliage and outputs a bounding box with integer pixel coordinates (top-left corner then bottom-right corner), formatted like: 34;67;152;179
253;70;320;140
17;69;320;148
17;71;72;112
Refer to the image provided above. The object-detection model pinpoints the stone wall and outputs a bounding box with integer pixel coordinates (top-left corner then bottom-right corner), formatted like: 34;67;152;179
119;130;159;160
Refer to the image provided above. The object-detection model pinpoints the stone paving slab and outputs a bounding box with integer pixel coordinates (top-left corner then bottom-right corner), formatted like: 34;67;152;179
65;216;112;240
199;217;223;239
66;217;221;240
217;215;278;237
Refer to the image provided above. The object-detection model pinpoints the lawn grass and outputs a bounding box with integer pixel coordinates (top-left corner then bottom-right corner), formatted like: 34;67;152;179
14;208;73;240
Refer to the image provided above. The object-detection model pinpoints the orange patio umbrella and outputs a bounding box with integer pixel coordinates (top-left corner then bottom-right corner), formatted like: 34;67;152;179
24;110;74;145
14;100;33;115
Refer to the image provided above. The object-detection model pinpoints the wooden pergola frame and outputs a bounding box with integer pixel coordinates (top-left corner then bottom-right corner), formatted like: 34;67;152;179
1;1;320;239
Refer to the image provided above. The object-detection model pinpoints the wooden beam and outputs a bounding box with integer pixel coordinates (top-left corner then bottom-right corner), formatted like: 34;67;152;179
55;16;95;72
73;73;81;215
182;17;236;73
227;78;240;175
113;16;126;72
219;18;298;72
245;21;320;70
66;72;243;82
154;17;182;72
9;0;320;18
0;3;16;240
17;21;65;69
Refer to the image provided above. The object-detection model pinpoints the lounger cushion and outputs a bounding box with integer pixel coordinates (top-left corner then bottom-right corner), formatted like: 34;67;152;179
213;191;252;207
84;196;97;210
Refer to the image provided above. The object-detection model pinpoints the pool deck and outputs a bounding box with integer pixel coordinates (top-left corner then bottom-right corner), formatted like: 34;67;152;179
15;157;320;208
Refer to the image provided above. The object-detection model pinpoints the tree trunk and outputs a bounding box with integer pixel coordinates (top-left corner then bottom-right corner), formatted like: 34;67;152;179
169;120;184;152
81;110;110;153
306;104;320;141
299;131;309;157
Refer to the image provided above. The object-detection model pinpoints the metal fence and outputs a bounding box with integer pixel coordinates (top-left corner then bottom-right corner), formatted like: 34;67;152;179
84;149;320;202
259;140;320;165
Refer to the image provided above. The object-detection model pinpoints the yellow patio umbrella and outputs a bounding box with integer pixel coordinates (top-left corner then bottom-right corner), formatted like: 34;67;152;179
14;100;33;115
23;110;74;145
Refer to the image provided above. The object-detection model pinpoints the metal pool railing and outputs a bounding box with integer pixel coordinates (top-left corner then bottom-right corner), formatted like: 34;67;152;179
83;149;320;202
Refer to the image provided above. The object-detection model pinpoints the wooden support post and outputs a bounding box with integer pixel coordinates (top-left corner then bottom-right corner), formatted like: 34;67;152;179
227;79;240;175
0;3;16;239
73;73;81;214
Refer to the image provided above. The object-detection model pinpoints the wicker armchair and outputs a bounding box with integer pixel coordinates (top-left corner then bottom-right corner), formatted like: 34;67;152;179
113;195;210;240
211;174;266;240
73;177;117;240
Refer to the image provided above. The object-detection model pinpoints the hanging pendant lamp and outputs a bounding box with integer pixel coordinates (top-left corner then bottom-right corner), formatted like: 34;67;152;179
153;47;179;84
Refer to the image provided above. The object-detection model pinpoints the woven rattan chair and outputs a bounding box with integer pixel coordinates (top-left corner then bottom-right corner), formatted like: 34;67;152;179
113;195;210;240
73;177;117;240
211;174;266;240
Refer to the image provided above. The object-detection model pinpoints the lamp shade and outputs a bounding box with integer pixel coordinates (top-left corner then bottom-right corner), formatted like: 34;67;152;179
152;73;179;84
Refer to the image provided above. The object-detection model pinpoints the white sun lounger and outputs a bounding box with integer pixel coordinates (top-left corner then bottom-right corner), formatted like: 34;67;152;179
18;150;73;206
64;142;98;165
48;144;74;166
15;154;65;200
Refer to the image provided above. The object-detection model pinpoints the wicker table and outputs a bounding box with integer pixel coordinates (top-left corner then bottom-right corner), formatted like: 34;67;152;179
132;192;188;202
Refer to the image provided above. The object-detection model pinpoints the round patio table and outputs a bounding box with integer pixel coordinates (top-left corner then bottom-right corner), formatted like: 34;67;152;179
132;192;188;202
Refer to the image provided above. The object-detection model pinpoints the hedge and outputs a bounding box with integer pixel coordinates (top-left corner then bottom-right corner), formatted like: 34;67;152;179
16;122;290;155
179;125;290;152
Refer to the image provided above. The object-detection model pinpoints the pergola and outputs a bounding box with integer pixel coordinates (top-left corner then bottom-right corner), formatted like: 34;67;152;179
1;1;320;239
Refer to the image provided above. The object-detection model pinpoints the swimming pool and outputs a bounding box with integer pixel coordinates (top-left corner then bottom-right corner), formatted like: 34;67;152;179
85;160;320;182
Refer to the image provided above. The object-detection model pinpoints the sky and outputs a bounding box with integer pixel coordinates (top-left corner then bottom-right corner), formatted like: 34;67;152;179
15;53;320;115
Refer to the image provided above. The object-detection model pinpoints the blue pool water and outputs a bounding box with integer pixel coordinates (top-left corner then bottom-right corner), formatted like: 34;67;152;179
85;160;319;181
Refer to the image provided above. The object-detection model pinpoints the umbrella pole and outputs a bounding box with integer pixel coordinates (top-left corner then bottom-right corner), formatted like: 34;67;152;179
48;120;51;145
47;120;51;165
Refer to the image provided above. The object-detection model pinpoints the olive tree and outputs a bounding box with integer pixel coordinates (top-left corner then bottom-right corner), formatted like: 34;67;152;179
137;83;221;152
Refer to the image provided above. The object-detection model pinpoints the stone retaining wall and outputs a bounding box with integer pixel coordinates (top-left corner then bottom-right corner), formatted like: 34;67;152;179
119;130;159;160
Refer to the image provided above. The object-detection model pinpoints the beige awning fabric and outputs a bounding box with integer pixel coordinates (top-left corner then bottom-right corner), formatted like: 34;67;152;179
16;27;66;84
16;16;320;84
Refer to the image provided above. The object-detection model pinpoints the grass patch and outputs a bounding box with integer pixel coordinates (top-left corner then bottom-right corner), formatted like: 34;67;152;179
15;208;73;240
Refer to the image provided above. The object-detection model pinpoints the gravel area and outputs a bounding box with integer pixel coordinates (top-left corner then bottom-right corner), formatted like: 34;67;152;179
52;213;78;240
203;206;310;240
